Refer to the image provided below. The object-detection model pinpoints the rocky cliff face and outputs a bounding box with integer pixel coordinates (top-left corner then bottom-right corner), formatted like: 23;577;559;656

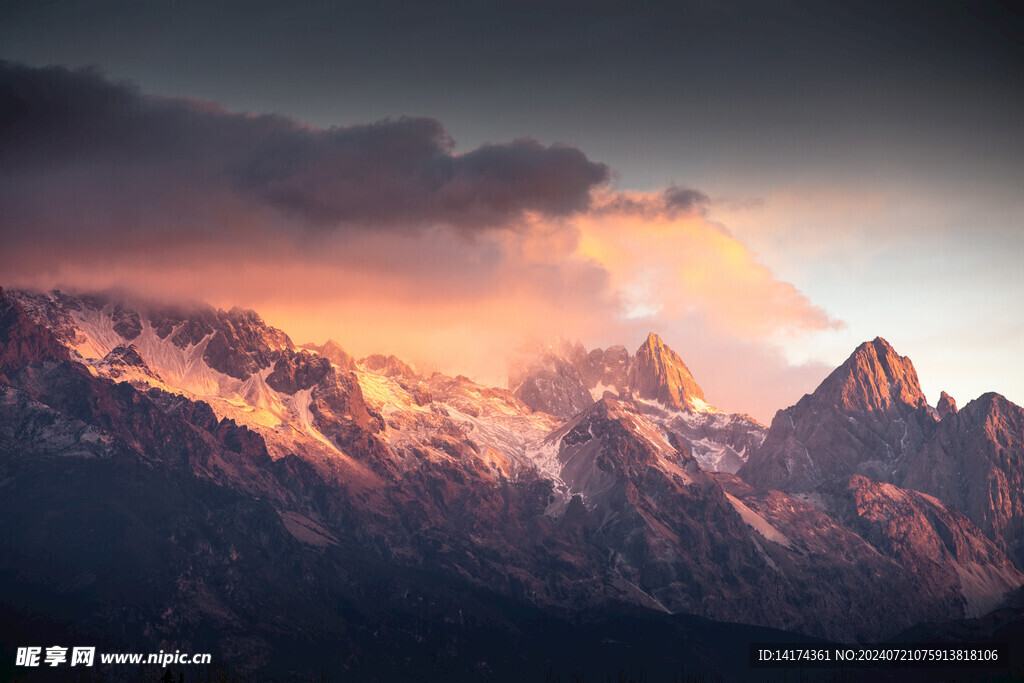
899;393;1024;567
361;353;416;379
937;390;958;419
816;337;929;413
98;343;161;381
150;306;293;380
741;336;1024;579
509;346;594;419
716;474;978;636
0;287;72;374
825;475;1024;618
627;332;706;410
577;343;631;397
301;339;357;371
740;337;937;492
265;350;332;394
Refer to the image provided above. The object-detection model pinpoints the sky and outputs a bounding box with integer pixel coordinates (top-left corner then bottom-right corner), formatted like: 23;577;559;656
1;0;1022;423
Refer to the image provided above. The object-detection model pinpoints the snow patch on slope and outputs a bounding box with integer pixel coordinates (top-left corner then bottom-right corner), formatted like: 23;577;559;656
687;396;723;414
631;396;764;474
69;305;126;360
67;305;340;452
725;493;793;548
449;406;553;468
525;434;566;485
589;382;618;401
358;372;420;415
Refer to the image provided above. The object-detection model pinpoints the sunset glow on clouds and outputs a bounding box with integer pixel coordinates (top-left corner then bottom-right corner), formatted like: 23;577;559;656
576;190;840;338
0;62;846;422
2;24;1021;425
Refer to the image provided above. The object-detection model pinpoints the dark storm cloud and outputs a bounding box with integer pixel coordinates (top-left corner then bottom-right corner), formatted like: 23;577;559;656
234;120;607;226
0;61;609;239
2;1;1019;197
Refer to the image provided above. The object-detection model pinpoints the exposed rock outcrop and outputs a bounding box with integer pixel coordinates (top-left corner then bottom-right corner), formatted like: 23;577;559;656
361;353;416;379
510;349;593;419
900;393;1024;567
627;332;706;410
826;475;1023;618
98;343;162;381
302;339;357;371
740;337;937;492
937;390;958;419
265;350;332;394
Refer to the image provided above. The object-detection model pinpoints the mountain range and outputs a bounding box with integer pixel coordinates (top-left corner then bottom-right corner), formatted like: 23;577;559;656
3;286;1024;680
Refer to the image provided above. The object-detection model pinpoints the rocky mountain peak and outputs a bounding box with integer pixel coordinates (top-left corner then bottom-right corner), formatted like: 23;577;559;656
98;344;162;382
627;332;705;410
266;350;332;395
302;340;357;371
361;353;415;379
581;344;630;395
972;392;1023;436
937;390;958;419
897;391;1024;565
739;338;936;493
509;346;593;419
106;343;147;367
814;336;927;413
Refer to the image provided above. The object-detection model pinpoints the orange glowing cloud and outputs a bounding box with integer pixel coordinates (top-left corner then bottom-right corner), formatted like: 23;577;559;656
4;186;842;422
573;190;842;339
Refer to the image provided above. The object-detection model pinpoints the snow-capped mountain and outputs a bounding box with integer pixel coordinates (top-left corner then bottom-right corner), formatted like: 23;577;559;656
13;288;760;480
4;286;1024;678
510;332;765;473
